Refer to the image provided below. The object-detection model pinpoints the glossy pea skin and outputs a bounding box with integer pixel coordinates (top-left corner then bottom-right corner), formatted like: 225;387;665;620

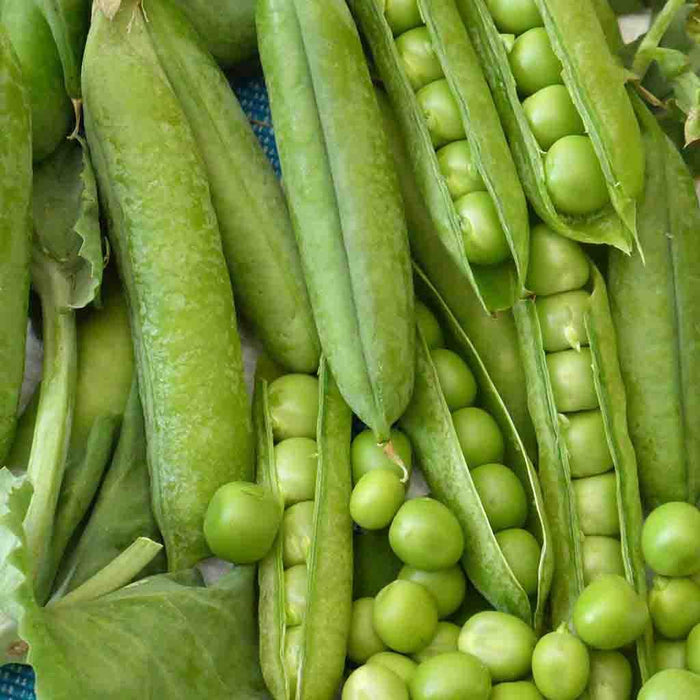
282;500;314;568
522;85;585;151
268;374;319;441
436;140;486;200
342;664;409;700
687;622;700;673
384;0;422;36
374;580;439;654
351;428;413;483
526;223;590;296
350;469;406;530
531;629;590;700
452;407;505;468
535;290;590;353
509;28;563;97
490;681;544;700
398;564;466;618
642;502;700;577
582;536;625;585
415;301;445;350
396;27;443;92
455;191;511;267
648;576;700;640
458;610;537;682
638;669;700;699
367;652;418;685
485;0;542;35
471;463;528;532
654;639;687;672
410;651;492;700
546;348;599;413
545;136;609;216
585;650;632;700
562;410;612;478
573;473;620;537
389;497;465;570
412;621;461;663
348;598;387;664
284;564;308;626
573;574;650;650
495;529;541;597
431;348;478;411
274;437;318;506
416;79;466;148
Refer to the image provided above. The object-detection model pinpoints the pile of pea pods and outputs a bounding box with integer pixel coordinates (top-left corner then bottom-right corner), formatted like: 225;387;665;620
3;0;700;698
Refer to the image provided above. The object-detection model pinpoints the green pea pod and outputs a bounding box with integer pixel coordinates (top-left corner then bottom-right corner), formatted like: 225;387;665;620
83;0;254;571
514;262;654;681
0;25;31;464
257;360;353;700
257;0;415;442
608;98;700;509
351;0;530;312
400;272;553;631
455;0;644;253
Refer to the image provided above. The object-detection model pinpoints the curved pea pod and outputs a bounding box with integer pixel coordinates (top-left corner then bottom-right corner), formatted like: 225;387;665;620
400;277;553;631
0;25;32;464
257;360;353;700
609;98;700;510
257;0;415;442
83;0;253;571
142;0;320;374
455;0;644;253
351;0;530;312
514;261;654;680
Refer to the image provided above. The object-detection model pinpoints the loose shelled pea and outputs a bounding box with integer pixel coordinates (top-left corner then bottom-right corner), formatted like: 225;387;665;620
531;628;590;700
350;470;406;531
409;651;492;700
638;669;700;698
648;576;700;640
642;502;700;577
342;664;409;700
495;529;541;597
347;598;387;664
586;651;633;700
411;622;460;663
367;652;417;685
398;565;466;619
490;681;544;700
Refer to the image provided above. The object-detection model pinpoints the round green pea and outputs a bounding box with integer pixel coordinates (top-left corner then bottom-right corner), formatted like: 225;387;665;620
561;410;612;478
523;84;585;151
642;502;700;577
396;27;443;92
535;290;590;353
351;428;413;484
416;78;465;148
431;348;477;411
274;437;318;506
545;135;609;216
368;652;418;685
350;469;406;531
452;407;505;468
495;529;541;597
284;564;308;626
410;651;492;700
532;629;590;700
654;639;687;672
509;27;563;97
342;664;409;700
268;373;319;441
485;0;542;35
573;472;620;537
412;622;461;663
638;669;700;699
587;650;633;700
582;536;625;585
546;347;599;413
415;301;445;350
455;191;511;266
687;622;700;673
398;564;466;618
347;597;387;664
490;681;544;700
384;0;422;36
282;500;315;568
471;463;528;532
436;140;486;200
649;576;700;640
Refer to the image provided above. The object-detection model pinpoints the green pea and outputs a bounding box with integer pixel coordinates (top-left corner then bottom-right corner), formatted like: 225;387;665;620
284;626;303;699
495;529;541;597
490;681;544;700
416;78;466;148
573;574;650;650
351;428;413;483
455;191;511;267
436;140;486;200
582;536;625;585
415;301;445;350
374;580;439;654
485;0;542;35
367;652;418;685
522;84;585;151
654;639;687;672
268;373;319;441
410;651;492;700
350;469;406;531
545;135;609;216
282;500;315;568
638;669;700;699
398;564;466;618
274;437;318;505
471;463;528;532
561;410;612;478
649;576;700;640
384;0;422;36
342;664;409;700
587;650;633;700
431;348;478;411
395;27;443;92
573;472;620;537
509;27;563;97
347;597;387;664
526;223;590;296
687;622;700;674
284;564;308;626
412;622;461;663
642;502;700;577
546;348;599;413
389;497;465;570
452;407;505;468
532;629;590;700
535;290;590;353
458;610;537;682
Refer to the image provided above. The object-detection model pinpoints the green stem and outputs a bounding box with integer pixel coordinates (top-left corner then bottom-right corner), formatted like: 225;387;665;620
633;0;687;78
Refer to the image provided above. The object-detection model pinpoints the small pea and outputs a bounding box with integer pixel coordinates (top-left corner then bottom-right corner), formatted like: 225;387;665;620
485;0;542;35
347;598;387;664
410;652;492;700
452;407;505;468
532;629;590;700
573;472;620;537
395;27;443;92
351;428;413;483
582;536;625;585
398;564;467;618
342;664;409;700
509;27;563;97
274;437;318;506
496;528;541;596
523;84;585;151
350;469;406;531
561;410;612;478
367;651;418;685
268;373;319;441
490;681;544;699
642;502;700;577
436;140;486;200
546;347;599;413
431;348;477;411
284;564;308;626
384;0;422;36
535;290;590;353
415;301;445;350
648;576;700;640
282;500;315;568
455;191;511;267
638;669;700;699
411;621;461;663
416;79;465;148
471;463;528;532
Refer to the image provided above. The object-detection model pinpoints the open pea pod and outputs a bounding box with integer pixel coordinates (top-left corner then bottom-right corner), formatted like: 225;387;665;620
514;262;654;682
401;271;553;631
609;97;700;510
351;0;529;312
455;0;644;253
256;360;353;700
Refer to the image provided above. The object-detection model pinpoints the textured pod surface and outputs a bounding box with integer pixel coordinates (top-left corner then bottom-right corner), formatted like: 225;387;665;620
83;0;253;571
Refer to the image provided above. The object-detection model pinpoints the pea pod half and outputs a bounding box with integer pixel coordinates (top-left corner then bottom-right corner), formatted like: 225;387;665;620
609;98;700;510
456;0;644;253
400;269;553;630
352;0;529;312
257;361;353;700
514;243;654;681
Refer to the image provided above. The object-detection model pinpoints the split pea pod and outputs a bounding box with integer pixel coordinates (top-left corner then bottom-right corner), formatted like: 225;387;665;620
455;0;644;253
257;0;415;442
351;0;530;312
257;361;353;700
142;0;320;374
400;271;553;630
0;25;31;464
608;98;700;510
83;0;253;571
514;225;654;681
